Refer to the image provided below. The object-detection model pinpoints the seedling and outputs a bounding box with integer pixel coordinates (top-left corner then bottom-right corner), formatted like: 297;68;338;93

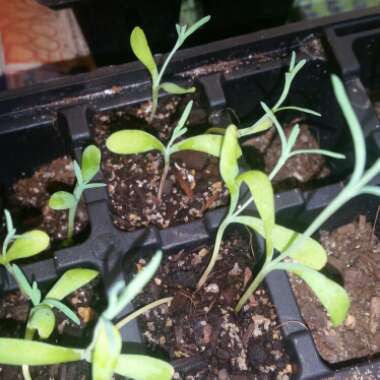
237;51;322;138
195;76;371;327
106;100;236;201
130;16;210;122
1;209;49;286
49;145;105;244
0;251;174;380
19;267;98;380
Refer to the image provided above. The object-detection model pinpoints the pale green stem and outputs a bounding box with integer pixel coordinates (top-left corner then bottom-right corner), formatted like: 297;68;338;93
197;222;227;289
22;328;35;380
116;297;173;330
235;266;270;312
148;88;159;123
67;199;79;244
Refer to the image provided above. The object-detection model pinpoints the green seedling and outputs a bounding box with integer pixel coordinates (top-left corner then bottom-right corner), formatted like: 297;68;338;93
49;145;105;244
237;51;322;138
0;251;174;380
198;75;380;326
130;15;210;122
19;267;99;380
106;100;238;201
197;111;345;291
1;209;49;286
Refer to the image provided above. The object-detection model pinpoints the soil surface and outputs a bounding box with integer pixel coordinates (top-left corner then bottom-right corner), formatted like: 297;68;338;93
134;233;293;379
291;215;380;363
0;278;105;380
93;96;228;231
8;156;88;244
243;123;330;191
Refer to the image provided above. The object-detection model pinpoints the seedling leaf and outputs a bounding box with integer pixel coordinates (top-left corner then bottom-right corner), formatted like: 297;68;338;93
172;134;229;157
275;262;350;326
28;306;55;339
106;130;165;155
49;191;76;210
92;319;122;380
130;27;158;82
6;230;49;263
81;145;101;184
160;82;195;94
0;338;82;365
237;171;274;260
219;125;240;201
183;15;211;38
45;268;99;301
233;216;327;270
104;250;162;320
115;354;174;380
43;299;80;325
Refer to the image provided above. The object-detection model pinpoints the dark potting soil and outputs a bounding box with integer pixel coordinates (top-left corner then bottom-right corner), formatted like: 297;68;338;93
93;96;228;231
291;215;380;363
0;278;105;380
8;156;88;244
243;123;330;191
134;233;293;379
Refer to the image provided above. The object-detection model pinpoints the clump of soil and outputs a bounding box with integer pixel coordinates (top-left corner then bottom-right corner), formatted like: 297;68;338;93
9;156;88;243
243;123;330;191
0;278;104;380
93;97;228;231
291;215;380;363
134;233;293;379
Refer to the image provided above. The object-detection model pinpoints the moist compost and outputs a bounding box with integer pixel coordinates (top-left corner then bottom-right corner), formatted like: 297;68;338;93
9;156;88;244
243;122;330;191
93;96;228;231
291;215;380;363
134;233;293;379
0;278;106;380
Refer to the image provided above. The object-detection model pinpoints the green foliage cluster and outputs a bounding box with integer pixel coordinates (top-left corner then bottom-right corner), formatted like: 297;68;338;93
49;145;105;243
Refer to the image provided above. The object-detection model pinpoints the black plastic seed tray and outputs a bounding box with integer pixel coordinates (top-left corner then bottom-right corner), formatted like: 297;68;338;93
1;7;380;379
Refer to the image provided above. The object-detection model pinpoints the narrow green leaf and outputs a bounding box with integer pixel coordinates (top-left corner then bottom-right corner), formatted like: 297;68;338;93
43;299;80;325
115;354;174;380
171;100;193;139
92;319;122;380
172;134;235;157
183;15;211;39
237;171;275;259
289;149;346;160
11;265;41;305
219;125;240;202
0;339;82;365
49;191;76;211
360;185;380;197
160;82;195;94
84;183;107;190
233;216;327;270
73;161;83;186
130;27;158;82
104;250;162;320
6;230;49;263
206;127;226;135
28;306;55;339
106;130;165;155
81;145;101;184
276;262;350;326
45;268;99;301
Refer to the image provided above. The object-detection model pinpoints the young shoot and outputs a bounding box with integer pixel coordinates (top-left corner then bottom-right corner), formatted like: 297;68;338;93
199;75;380;327
1;209;49;287
0;251;174;380
49;145;104;244
106;100;231;201
19;268;98;380
238;51;322;138
130;16;210;122
197;110;345;291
